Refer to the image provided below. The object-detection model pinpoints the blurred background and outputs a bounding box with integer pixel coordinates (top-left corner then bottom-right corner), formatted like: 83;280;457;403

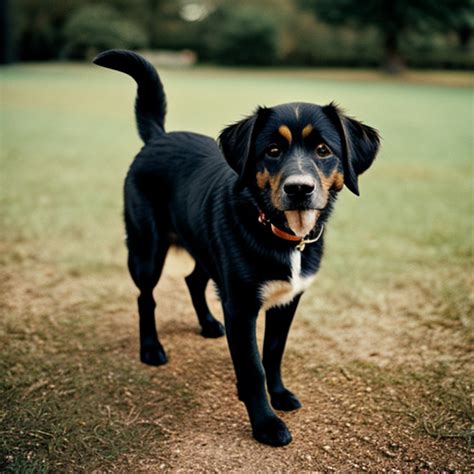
1;0;474;72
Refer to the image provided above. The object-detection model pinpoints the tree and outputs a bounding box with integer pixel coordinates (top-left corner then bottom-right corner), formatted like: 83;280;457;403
62;4;147;59
302;0;474;73
1;0;15;63
11;0;163;60
203;4;280;65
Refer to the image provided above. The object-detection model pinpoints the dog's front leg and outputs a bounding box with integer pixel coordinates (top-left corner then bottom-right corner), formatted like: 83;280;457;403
223;301;292;446
263;295;302;412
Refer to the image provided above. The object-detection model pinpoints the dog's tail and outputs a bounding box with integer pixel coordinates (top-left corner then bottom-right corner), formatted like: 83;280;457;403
93;49;166;143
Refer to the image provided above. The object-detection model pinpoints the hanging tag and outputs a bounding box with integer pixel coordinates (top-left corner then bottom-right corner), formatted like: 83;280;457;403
296;241;306;252
295;224;325;252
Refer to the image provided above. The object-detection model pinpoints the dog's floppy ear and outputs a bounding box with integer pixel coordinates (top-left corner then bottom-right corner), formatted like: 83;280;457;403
323;102;380;196
219;107;269;190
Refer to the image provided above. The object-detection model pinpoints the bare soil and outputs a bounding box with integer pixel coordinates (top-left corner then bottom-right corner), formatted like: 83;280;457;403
1;248;472;472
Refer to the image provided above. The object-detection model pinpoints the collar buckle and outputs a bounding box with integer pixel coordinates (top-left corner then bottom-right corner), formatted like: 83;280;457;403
295;225;325;252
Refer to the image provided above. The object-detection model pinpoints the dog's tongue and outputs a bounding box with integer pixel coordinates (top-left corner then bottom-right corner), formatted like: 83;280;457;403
284;210;318;238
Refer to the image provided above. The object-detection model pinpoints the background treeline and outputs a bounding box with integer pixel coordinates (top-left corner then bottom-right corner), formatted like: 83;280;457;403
4;0;474;70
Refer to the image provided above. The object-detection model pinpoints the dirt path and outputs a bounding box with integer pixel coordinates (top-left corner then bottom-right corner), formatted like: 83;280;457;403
116;252;472;472
1;249;472;472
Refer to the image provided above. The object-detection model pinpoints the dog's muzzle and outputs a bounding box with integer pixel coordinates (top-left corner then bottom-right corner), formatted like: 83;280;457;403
279;175;321;237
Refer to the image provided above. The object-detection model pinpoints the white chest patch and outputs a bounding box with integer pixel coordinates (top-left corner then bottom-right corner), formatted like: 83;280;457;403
259;251;315;310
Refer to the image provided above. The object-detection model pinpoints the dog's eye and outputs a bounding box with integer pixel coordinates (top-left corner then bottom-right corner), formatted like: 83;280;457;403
316;143;332;158
266;146;282;159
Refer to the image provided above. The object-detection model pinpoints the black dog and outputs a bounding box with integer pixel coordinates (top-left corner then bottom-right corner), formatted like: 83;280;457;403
94;50;380;447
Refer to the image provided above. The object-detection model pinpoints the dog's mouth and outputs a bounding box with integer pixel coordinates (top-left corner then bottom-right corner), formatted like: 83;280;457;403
284;209;320;238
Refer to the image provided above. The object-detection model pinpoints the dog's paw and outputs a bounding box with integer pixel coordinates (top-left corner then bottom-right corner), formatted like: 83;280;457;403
270;389;302;412
140;344;168;366
201;318;225;338
252;416;292;447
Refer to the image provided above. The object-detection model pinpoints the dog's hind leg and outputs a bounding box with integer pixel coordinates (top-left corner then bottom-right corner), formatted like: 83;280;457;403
128;240;169;366
263;295;302;412
126;207;170;366
185;263;225;338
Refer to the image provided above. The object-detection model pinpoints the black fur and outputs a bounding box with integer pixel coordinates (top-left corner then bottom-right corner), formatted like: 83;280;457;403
93;50;380;447
94;49;166;141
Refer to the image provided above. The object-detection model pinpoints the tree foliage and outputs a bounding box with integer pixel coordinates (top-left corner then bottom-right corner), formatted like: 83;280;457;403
12;0;161;60
62;4;147;59
5;0;474;68
302;0;474;71
203;5;280;65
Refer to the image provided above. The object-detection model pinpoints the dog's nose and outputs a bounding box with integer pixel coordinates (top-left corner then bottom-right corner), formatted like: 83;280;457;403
283;178;315;198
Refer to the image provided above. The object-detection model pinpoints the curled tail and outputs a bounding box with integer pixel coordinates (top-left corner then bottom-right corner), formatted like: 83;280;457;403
93;49;166;143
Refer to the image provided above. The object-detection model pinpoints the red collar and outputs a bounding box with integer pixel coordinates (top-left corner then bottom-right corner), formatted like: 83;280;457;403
269;223;301;242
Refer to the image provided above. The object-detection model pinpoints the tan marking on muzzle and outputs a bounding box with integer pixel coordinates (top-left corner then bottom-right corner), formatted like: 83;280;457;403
302;124;313;139
256;169;270;190
256;169;284;208
318;169;345;195
278;125;292;145
269;172;284;208
333;172;344;191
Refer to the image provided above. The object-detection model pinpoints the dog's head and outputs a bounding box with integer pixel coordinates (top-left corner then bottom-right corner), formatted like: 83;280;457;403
219;102;380;237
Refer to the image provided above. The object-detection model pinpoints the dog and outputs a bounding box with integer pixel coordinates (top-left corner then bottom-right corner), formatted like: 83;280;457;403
93;50;380;447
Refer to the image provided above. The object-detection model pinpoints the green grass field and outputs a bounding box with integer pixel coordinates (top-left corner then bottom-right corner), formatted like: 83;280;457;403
2;64;472;277
1;64;472;470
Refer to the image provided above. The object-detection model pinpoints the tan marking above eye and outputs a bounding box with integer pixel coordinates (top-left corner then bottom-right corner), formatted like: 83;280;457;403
302;124;313;139
278;125;292;145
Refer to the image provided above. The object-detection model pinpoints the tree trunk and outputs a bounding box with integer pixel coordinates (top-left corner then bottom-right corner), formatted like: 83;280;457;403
458;24;472;49
1;0;16;64
382;29;404;74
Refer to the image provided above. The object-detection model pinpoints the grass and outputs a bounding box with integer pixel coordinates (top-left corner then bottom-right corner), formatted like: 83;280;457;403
1;63;473;470
1;64;471;275
343;359;473;446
